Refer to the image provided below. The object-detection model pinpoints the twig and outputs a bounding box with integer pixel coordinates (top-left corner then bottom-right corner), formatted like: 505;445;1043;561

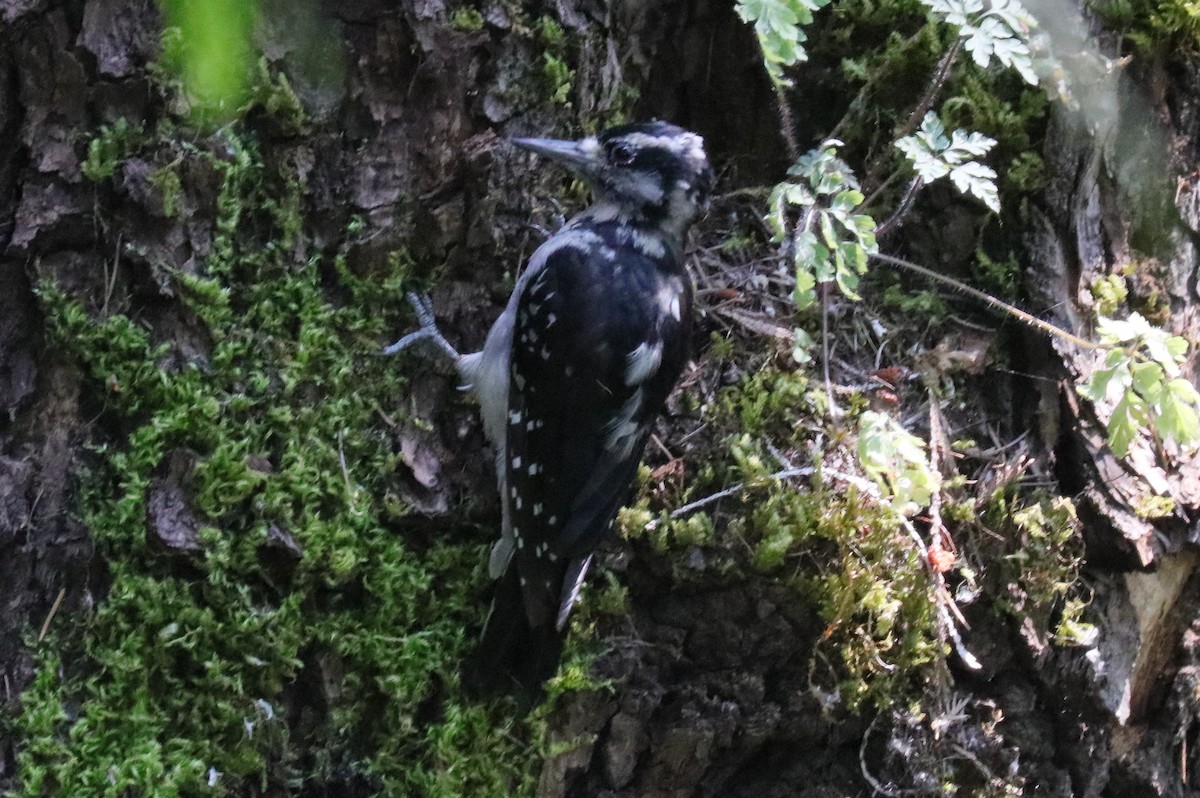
646;466;880;531
900;38;963;141
651;467;813;527
337;431;365;516
774;84;800;162
871;252;1100;350
863;39;963;189
102;234;122;318
859;713;919;797
39;588;66;642
875;178;925;239
821;284;841;418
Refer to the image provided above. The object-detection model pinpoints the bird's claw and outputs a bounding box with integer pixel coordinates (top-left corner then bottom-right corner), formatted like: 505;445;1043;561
381;292;461;361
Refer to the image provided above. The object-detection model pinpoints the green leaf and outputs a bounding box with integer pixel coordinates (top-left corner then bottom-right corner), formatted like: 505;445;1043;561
1130;360;1165;402
792;327;815;363
793;271;817;310
948;161;1000;212
1079;364;1124;402
832;189;863;211
1107;391;1148;456
1160;379;1200;449
1166;335;1189;360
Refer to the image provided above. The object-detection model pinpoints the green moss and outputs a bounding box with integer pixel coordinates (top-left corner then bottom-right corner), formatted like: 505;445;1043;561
1095;0;1200;53
880;283;950;320
1091;273;1129;316
981;491;1085;643
451;7;486;32
81;118;145;182
624;361;943;710
16;126;535;796
244;59;308;136
973;247;1022;302
542;54;575;105
149;165;184;218
536;17;575;106
744;479;940;709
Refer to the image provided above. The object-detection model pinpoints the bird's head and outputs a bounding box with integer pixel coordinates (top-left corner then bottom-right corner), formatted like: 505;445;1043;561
513;121;713;235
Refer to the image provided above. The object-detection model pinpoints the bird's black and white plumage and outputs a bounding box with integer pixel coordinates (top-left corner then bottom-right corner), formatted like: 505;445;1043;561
387;122;712;705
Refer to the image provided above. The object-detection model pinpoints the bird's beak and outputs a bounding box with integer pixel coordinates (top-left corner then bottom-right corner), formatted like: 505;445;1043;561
512;137;598;176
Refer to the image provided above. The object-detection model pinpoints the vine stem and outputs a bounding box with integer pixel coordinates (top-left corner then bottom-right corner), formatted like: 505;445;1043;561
870;252;1100;351
774;83;800;162
863;38;963;190
875;178;925;238
900;38;963;140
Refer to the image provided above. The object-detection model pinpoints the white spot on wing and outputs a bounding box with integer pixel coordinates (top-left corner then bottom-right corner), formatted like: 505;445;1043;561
625;340;663;386
630;229;666;259
657;282;682;322
605;387;644;457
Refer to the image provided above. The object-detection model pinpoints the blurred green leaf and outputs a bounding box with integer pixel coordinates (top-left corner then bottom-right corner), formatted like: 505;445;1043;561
159;0;260;119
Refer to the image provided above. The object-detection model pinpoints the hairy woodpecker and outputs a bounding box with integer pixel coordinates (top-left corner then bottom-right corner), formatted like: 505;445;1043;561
386;122;712;704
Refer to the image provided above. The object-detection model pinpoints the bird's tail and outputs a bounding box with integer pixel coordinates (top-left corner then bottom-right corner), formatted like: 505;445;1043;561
464;565;565;712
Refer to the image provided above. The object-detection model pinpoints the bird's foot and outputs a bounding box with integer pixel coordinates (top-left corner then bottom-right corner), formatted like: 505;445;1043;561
382;292;461;362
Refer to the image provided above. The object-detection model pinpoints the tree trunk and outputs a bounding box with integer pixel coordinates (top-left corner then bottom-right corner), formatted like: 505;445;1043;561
1;1;1197;796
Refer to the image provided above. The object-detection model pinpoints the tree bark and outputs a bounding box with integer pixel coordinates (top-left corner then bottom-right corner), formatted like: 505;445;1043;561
1;1;1198;796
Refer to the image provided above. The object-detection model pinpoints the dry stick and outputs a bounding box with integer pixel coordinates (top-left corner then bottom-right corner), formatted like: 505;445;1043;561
646;466;878;531
39;587;67;642
822;283;839;416
870;252;1100;350
859;713;921;797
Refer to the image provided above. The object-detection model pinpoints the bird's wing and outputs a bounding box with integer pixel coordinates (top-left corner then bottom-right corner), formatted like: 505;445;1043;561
504;240;688;630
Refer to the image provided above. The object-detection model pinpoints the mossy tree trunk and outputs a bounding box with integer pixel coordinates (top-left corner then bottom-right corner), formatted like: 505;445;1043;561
0;0;1198;796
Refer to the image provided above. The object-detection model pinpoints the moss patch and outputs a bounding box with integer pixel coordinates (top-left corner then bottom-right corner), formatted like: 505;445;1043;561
13;125;536;796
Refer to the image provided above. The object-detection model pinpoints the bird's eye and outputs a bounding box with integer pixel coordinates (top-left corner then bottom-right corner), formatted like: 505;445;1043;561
609;142;635;165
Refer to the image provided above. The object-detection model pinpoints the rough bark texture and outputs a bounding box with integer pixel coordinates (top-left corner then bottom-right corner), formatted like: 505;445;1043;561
1;0;1198;796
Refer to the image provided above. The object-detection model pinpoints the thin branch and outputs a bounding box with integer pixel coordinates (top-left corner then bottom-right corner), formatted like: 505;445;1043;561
822;284;840;418
875;178;925;239
645;466;880;531
646;467;814;530
870;252;1100;350
863;38;963;189
39;588;67;642
860;714;920;797
774;84;800;162
900;38;963;140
